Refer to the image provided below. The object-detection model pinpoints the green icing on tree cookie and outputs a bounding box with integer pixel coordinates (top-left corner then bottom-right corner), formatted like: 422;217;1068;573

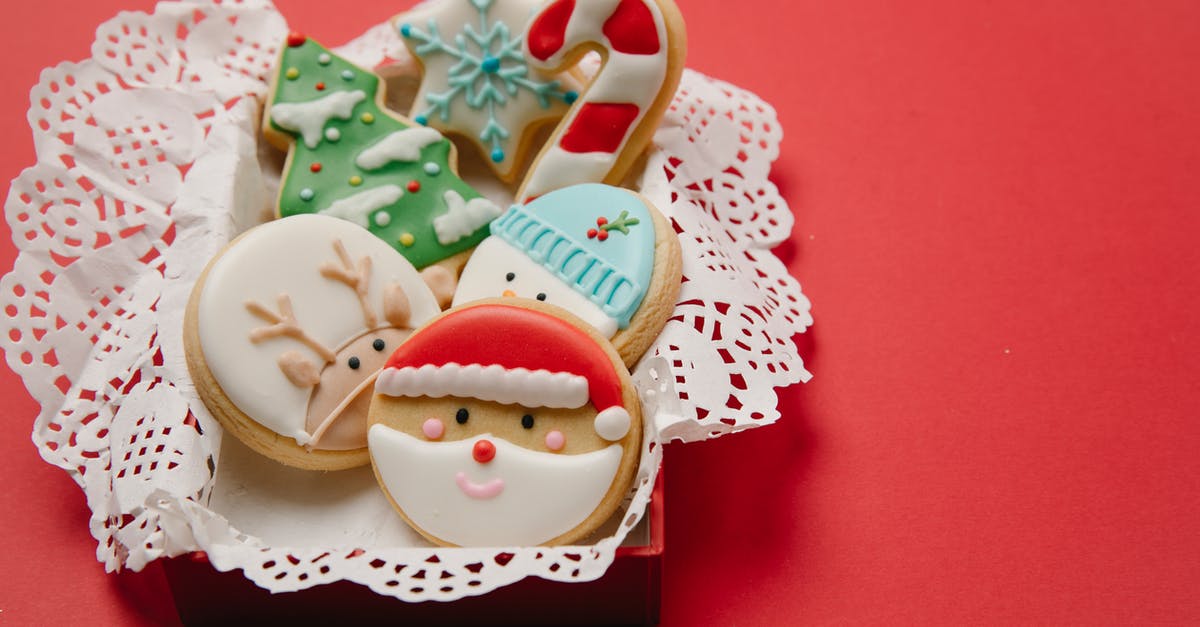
265;33;502;269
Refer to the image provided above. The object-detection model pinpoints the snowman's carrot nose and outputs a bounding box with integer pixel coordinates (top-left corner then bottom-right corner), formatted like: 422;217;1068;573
501;289;516;298
473;439;497;464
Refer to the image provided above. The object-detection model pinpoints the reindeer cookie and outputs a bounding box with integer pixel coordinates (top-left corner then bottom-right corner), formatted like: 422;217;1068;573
368;300;642;546
452;184;680;366
184;214;441;470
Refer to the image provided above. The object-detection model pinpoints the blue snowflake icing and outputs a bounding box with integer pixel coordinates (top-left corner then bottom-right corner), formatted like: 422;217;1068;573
400;0;578;164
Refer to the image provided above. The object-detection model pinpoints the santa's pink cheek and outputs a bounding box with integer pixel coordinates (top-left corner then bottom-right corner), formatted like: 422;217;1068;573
544;430;565;452
422;418;445;440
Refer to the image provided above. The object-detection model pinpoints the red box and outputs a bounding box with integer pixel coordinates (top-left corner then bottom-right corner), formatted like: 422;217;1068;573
163;473;664;625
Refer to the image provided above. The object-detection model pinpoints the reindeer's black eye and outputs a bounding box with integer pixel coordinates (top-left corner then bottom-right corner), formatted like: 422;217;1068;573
348;356;361;369
521;414;534;429
373;338;386;351
456;408;469;424
536;293;547;301
505;272;515;281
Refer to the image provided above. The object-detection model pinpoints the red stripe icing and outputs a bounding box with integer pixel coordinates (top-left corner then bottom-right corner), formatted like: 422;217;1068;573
384;303;625;413
527;0;576;62
559;103;641;153
602;0;661;55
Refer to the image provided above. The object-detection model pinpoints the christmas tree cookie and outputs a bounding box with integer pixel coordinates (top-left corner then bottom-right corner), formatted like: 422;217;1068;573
265;33;502;270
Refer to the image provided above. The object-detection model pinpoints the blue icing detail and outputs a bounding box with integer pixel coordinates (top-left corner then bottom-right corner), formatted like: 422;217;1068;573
490;148;505;163
564;91;579;104
489;184;656;329
481;56;501;74
399;23;412;37
415;114;428;125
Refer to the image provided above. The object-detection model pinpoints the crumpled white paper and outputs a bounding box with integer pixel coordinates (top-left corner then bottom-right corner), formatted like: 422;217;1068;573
1;0;812;600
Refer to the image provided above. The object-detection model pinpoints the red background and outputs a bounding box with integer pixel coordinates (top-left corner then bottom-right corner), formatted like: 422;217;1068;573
2;0;1199;624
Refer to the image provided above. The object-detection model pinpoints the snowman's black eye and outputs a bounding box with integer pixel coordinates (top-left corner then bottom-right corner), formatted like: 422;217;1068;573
505;272;515;282
536;293;547;301
521;414;534;429
373;338;386;351
456;408;469;424
348;356;361;369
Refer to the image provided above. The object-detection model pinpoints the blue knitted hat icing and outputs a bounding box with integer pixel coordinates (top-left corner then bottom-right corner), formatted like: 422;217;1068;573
489;184;656;329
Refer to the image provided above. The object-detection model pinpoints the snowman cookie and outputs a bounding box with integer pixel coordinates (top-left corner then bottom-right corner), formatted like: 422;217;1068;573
368;300;642;547
184;214;442;470
452;183;680;366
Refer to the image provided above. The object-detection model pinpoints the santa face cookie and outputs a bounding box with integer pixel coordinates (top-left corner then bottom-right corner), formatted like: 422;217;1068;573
452;183;680;366
367;300;642;547
184;214;441;470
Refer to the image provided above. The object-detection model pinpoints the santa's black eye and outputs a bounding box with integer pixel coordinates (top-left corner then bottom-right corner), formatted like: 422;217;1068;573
536;293;547;301
505;272;515;282
456;408;469;424
373;338;386;351
521;414;534;429
348;356;361;369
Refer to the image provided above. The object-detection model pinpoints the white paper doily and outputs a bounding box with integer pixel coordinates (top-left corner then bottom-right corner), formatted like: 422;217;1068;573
1;0;812;600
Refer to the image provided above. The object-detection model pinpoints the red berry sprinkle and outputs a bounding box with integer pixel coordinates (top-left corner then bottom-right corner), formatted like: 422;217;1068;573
596;216;608;226
587;228;598;239
315;82;326;91
286;32;307;47
310;163;322;173
597;230;609;241
407;180;421;193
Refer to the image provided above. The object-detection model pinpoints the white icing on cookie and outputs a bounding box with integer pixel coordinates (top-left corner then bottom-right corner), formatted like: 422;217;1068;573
452;237;619;337
195;215;441;445
376;363;589;408
355;127;445;169
269;90;366;149
368;426;622;546
433;190;503;245
318;185;404;228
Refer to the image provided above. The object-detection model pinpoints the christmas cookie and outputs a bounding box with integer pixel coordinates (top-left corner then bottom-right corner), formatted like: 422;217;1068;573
452;183;680;366
367;300;642;547
516;0;687;201
184;214;442;470
264;33;503;272
397;0;581;182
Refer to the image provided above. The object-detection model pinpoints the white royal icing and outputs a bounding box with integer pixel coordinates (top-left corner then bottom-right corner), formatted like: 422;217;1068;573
318;185;404;228
432;190;503;245
368;427;623;546
270;90;366;149
195;215;441;444
376;363;589;409
355;127;445;170
453;236;619;337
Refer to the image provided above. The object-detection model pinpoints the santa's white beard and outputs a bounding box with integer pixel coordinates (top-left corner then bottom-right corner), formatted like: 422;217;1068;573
368;425;623;546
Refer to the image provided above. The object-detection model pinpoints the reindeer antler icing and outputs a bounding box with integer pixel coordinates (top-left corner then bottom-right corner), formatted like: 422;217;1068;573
320;239;378;329
245;294;337;362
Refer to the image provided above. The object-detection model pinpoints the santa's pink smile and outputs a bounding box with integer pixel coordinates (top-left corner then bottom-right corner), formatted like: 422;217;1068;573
455;472;504;499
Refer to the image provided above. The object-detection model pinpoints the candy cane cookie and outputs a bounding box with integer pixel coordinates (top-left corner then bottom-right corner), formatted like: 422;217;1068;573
517;0;686;201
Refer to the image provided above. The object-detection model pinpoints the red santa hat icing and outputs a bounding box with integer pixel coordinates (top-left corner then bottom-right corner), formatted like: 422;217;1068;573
375;303;632;441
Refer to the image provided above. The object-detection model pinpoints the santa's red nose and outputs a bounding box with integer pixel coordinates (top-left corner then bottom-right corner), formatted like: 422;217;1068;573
472;439;496;464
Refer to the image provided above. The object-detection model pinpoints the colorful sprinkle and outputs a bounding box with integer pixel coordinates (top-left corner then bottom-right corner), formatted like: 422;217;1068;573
481;56;500;74
399;23;413;37
597;230;609;241
423;162;441;176
349;175;363;186
299;188;315;201
285;67;300;80
315;82;326;91
341;70;355;81
310;162;322;173
360;112;375;124
564;90;579;104
286;32;307;47
490;148;505;163
374;211;391;227
414;114;428;126
325;128;341;142
407;180;421;193
317;53;332;65
399;233;415;247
